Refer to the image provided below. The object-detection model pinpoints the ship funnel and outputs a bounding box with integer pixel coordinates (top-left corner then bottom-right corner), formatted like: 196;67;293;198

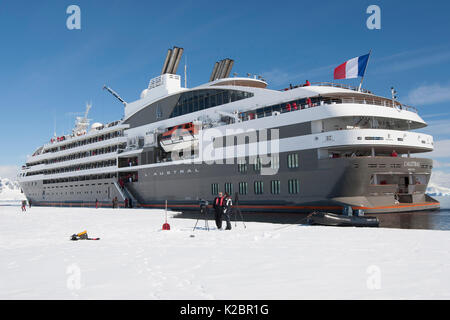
215;60;226;80
209;62;220;82
161;46;184;75
161;48;173;75
209;58;234;81
171;47;184;74
223;59;234;78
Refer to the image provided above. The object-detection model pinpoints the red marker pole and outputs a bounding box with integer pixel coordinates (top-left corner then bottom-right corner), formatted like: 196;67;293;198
162;200;170;230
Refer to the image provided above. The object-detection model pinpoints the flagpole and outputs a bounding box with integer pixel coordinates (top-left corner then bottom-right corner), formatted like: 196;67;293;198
358;49;372;92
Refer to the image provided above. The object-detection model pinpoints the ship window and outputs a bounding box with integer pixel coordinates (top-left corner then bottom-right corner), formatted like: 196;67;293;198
253;157;261;172
169;89;253;118
238;159;248;173
223;91;230;104
239;182;248;195
156;105;163;119
271;180;281;194
211;183;219;195
254;181;264;194
210;94;216;107
287;153;299;168
225;183;233;195
198;97;205;110
288;179;300;194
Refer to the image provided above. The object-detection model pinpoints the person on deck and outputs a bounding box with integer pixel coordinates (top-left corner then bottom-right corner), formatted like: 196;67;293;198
391;150;398;157
304;80;311;86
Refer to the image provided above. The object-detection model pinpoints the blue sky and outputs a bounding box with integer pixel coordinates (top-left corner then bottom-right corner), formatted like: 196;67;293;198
1;0;450;179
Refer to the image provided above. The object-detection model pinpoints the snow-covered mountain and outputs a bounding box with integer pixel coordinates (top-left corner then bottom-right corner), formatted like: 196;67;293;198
427;183;450;197
0;177;26;201
427;171;450;197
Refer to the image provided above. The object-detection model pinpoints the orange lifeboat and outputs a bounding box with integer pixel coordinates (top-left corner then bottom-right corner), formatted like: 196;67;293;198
160;122;199;152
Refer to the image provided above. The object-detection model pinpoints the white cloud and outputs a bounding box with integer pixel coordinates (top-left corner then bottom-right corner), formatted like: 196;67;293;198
433;159;450;168
407;83;450;106
421;112;450;119
420;119;450;137
0;166;19;180
427;140;450;158
374;51;450;76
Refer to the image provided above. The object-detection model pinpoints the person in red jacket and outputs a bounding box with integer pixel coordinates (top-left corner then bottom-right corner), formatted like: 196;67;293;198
304;80;311;86
213;192;225;229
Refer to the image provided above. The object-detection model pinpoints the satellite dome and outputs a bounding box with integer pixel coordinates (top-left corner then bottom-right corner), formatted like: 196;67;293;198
91;122;103;130
140;89;149;99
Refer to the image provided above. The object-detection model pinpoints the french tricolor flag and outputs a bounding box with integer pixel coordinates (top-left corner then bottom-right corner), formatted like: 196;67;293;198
334;53;370;80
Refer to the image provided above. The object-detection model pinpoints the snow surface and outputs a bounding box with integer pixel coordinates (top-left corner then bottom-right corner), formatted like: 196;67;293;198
0;206;449;300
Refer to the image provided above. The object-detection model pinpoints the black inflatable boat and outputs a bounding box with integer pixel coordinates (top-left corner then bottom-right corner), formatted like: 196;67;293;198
306;212;379;227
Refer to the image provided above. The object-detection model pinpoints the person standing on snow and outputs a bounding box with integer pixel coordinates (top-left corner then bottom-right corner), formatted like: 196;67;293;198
213;192;225;229
222;193;233;230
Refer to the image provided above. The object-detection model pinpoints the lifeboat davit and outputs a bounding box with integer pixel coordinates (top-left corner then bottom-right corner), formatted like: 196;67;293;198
160;122;199;152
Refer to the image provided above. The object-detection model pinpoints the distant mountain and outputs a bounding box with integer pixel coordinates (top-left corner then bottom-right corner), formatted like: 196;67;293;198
427;171;450;197
427;183;450;197
0;177;26;201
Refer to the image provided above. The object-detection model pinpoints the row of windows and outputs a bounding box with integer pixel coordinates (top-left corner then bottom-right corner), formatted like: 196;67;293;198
237;154;299;173
170;89;253;118
43;173;118;185
212;179;300;195
45;144;122;166
27;159;117;177
44;182;115;189
44;189;108;196
41;129;124;157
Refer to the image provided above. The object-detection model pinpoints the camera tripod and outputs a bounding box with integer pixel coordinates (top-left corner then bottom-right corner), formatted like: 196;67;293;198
232;192;246;229
193;199;210;231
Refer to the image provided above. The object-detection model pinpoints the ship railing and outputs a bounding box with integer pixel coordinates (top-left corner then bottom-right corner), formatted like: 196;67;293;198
339;97;418;113
277;82;418;113
311;82;373;94
237;97;417;123
280;82;372;94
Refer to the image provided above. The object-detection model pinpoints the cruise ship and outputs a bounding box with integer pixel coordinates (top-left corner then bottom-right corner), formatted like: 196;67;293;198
18;47;440;213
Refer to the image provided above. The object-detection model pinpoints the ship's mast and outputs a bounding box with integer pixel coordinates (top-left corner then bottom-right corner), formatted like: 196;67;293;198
73;102;92;135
